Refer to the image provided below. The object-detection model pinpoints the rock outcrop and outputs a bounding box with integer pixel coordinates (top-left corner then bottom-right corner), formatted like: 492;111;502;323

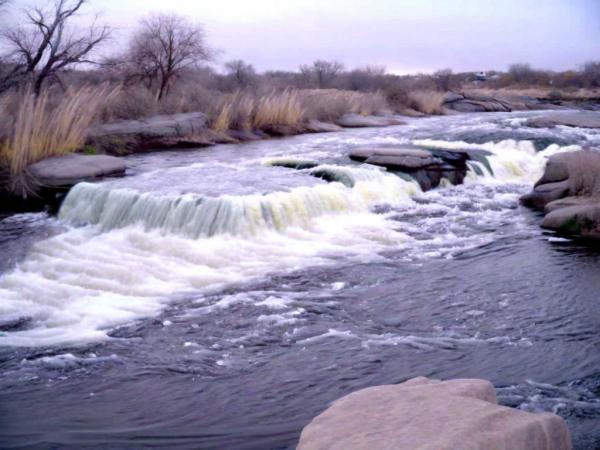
349;145;490;190
297;377;572;450
28;154;126;188
443;92;559;113
526;111;600;129
521;150;600;239
336;114;405;128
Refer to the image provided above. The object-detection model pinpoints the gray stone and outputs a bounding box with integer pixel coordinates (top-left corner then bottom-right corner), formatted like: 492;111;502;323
349;147;432;162
520;180;570;210
526;111;600;129
336;114;404;128
535;154;570;187
545;195;600;213
87;113;210;154
542;201;600;239
365;154;438;170
28;154;126;188
442;91;464;103
305;120;344;133
297;377;572;450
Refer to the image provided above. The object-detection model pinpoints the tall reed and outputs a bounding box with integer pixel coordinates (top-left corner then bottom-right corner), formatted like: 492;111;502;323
0;85;118;176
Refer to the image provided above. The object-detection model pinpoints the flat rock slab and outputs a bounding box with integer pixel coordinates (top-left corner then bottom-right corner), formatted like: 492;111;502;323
542;201;600;238
349;147;432;162
90;112;208;138
526;111;600;129
28;154;126;188
305;120;344;133
336;114;405;128
298;377;572;450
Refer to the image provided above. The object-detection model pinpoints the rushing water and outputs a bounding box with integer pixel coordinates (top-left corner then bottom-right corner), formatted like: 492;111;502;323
1;111;599;449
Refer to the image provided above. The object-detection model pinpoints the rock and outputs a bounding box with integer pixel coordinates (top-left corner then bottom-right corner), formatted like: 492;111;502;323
520;180;570;210
304;120;344;133
365;154;439;170
545;196;600;213
297;377;572;450
526;111;600;129
336;114;405;128
349;146;474;190
534;153;570;187
542;201;600;239
443;91;464;103
349;147;432;163
87;112;210;154
28;154;126;188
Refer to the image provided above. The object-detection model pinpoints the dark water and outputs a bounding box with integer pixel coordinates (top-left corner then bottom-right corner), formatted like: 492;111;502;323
1;111;600;449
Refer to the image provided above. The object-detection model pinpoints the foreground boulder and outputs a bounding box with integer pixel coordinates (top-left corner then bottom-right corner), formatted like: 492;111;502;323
526;111;600;129
521;150;600;239
298;377;572;450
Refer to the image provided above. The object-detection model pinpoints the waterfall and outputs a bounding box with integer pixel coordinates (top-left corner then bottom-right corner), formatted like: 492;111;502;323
59;165;420;239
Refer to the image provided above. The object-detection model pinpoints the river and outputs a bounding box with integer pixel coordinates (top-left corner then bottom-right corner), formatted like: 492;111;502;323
1;111;599;449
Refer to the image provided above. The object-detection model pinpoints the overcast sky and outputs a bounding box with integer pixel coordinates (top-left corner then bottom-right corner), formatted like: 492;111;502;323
5;0;600;74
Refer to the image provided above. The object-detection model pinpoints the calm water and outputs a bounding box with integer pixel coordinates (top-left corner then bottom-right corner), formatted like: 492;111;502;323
1;111;599;449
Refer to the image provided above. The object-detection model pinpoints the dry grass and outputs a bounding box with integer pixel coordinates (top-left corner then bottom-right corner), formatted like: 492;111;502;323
0;85;118;176
407;90;446;114
300;89;388;121
565;150;600;196
253;90;305;128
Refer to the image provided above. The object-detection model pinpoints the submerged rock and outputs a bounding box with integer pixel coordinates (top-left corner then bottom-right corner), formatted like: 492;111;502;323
298;376;572;450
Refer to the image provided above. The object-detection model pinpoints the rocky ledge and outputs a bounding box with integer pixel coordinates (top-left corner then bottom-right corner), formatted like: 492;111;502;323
521;150;600;239
442;91;563;113
349;145;492;190
298;377;572;450
525;111;600;129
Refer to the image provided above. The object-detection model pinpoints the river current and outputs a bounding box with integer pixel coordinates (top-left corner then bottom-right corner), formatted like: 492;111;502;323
0;111;599;449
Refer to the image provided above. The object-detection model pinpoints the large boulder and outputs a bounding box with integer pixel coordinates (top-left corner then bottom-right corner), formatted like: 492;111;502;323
526;111;600;129
87;112;210;154
28;154;126;188
298;377;572;450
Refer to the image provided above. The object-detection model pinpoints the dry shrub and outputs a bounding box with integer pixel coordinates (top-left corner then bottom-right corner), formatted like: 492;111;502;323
0;85;118;176
300;89;388;121
101;85;157;121
253;90;305;128
407;90;445;114
565;151;600;196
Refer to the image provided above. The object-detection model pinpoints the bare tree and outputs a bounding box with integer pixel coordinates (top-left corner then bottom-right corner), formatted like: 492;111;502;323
224;59;256;89
300;60;345;89
433;68;453;91
125;13;211;101
0;0;110;95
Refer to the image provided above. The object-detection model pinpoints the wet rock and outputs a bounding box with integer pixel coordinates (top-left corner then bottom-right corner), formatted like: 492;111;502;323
545;195;600;213
520;180;570;210
542;201;600;239
526;111;600;129
336;114;405;128
227;129;264;142
349;146;474;190
298;376;572;450
28;154;126;188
